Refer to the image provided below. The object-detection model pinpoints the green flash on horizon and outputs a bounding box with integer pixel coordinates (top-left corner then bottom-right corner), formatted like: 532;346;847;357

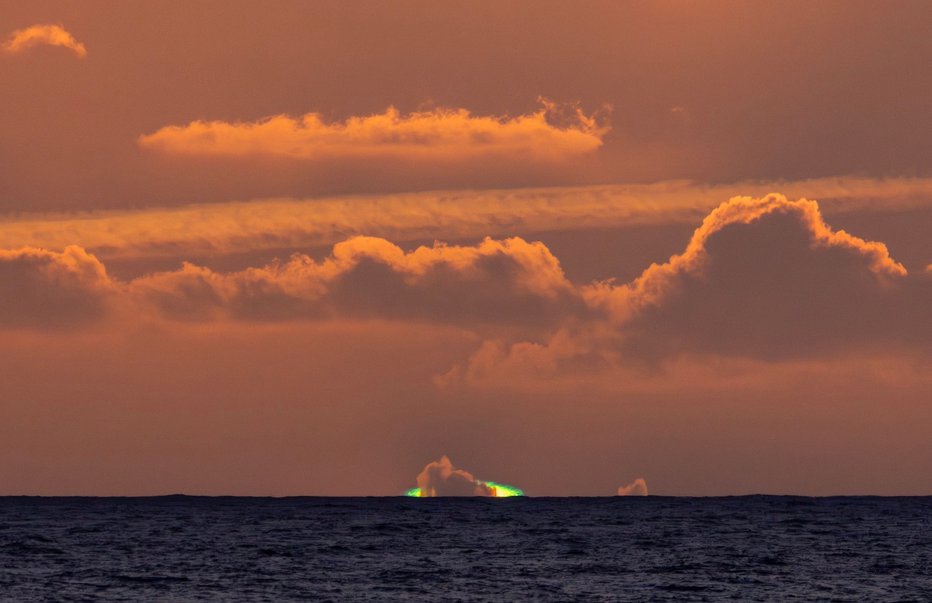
404;481;524;497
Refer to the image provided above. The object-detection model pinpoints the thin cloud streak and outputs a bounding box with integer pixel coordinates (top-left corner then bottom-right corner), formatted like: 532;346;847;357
1;24;87;57
3;177;932;262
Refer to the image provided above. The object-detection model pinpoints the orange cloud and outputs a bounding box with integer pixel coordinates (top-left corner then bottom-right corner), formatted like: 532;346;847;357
602;194;906;319
130;235;583;328
0;246;112;328
617;478;648;496
447;194;932;386
1;24;87;58
138;100;607;162
0;194;928;385
603;194;926;359
434;328;607;389
414;456;495;497
0;235;583;331
4;177;932;264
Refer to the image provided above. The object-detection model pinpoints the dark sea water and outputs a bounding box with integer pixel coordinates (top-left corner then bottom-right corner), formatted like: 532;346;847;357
0;496;930;602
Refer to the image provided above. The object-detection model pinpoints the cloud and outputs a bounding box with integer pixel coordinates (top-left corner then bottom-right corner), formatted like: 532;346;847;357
4;177;932;264
138;100;607;163
606;194;930;359
130;236;583;328
1;24;87;58
0;246;113;328
434;328;610;389
0;193;928;379
446;194;932;386
0;235;582;331
414;456;495;497
617;478;648;496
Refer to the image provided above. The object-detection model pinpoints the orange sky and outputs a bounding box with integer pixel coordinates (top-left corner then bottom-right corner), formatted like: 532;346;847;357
0;1;930;495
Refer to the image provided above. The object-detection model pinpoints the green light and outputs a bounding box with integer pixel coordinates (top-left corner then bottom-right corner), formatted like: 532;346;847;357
482;481;524;497
404;481;524;497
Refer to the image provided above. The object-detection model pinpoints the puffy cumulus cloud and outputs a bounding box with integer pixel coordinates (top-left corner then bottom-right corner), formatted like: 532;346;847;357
1;24;87;58
445;194;932;386
138;100;607;163
0;193;929;375
0;246;113;328
414;456;495;497
617;478;648;496
130;236;584;327
4;177;932;263
0;235;580;330
605;194;930;359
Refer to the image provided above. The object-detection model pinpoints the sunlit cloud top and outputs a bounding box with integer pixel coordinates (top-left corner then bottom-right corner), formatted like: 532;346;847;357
138;99;608;162
1;24;87;58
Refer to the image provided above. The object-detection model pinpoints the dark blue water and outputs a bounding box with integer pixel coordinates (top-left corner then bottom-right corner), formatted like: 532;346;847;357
0;496;930;601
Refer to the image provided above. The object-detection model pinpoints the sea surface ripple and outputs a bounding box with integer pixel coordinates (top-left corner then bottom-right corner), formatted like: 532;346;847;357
0;496;930;601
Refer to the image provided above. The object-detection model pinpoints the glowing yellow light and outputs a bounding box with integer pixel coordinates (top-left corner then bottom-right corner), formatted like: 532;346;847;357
482;481;524;497
404;481;524;497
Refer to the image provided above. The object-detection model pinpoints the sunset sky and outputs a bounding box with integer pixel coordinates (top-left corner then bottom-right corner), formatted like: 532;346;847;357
1;1;930;496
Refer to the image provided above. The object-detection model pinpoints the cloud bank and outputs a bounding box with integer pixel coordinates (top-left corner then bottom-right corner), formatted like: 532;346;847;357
0;195;928;383
1;24;87;57
130;236;582;328
617;478;648;496
0;235;582;330
448;194;932;385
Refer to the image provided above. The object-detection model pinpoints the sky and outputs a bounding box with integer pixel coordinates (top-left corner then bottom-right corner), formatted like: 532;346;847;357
0;1;930;496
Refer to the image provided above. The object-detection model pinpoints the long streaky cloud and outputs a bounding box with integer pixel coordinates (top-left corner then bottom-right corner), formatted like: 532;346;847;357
1;24;87;57
2;177;932;262
138;100;607;161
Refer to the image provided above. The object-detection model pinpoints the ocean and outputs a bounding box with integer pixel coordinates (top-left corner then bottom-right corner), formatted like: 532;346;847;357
0;496;929;601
